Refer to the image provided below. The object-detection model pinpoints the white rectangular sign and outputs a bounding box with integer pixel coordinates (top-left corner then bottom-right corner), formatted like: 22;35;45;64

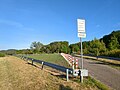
80;69;88;76
77;19;85;33
78;33;86;38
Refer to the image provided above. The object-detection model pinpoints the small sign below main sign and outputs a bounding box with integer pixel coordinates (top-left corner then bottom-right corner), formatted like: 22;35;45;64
80;69;88;76
77;19;85;33
78;33;86;38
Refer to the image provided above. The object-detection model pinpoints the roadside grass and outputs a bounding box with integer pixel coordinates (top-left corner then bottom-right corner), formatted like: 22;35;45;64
0;56;98;90
71;76;110;90
26;53;110;90
84;76;110;90
27;53;70;68
0;53;5;57
0;56;73;90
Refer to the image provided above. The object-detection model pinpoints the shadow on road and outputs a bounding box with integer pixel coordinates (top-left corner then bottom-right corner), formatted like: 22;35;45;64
89;62;105;65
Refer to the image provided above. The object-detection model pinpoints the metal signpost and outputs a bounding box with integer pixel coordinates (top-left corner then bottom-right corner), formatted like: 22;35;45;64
77;19;88;83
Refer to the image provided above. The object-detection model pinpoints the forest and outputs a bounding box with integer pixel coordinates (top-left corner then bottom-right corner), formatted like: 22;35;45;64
0;30;120;58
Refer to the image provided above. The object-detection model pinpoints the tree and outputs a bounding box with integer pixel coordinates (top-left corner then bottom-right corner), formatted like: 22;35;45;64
89;38;106;57
61;45;67;53
108;36;119;50
101;30;120;49
83;41;90;54
69;44;79;54
30;41;43;53
42;45;51;53
43;41;69;54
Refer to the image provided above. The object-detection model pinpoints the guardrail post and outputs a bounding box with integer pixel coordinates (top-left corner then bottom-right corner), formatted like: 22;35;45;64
22;56;23;59
21;56;22;59
26;58;28;62
80;75;83;83
79;70;83;83
41;62;44;70
31;59;33;65
23;57;25;60
24;57;26;61
66;69;69;81
26;58;29;63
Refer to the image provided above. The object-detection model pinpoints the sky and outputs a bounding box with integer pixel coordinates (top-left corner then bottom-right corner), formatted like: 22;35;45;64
0;0;120;50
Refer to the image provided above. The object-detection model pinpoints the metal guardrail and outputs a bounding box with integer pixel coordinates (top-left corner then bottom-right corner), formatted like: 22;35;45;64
14;55;88;82
16;55;73;74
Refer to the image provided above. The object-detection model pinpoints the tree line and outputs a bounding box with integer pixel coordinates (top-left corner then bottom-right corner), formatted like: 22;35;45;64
30;41;70;54
0;30;120;58
70;30;120;57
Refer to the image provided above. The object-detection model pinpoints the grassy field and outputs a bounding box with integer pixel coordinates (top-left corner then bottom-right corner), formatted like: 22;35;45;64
0;56;101;90
27;53;70;68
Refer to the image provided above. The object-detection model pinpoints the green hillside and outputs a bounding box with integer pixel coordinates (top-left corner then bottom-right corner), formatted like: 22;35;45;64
101;30;120;49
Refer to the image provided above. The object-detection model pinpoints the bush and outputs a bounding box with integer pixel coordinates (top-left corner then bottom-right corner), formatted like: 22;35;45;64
108;49;120;58
0;53;5;57
102;49;120;58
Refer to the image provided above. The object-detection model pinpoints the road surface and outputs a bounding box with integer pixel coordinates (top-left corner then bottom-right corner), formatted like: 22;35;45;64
78;58;120;90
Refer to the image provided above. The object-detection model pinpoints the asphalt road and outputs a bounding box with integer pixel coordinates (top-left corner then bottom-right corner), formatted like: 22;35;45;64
78;58;120;90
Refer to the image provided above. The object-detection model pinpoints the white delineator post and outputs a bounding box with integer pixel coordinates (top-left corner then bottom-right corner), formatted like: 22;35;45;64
32;59;34;65
41;62;44;70
66;69;69;81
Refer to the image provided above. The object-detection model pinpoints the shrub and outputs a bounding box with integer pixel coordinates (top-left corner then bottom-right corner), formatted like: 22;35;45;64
108;49;120;58
0;53;5;57
102;49;120;58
